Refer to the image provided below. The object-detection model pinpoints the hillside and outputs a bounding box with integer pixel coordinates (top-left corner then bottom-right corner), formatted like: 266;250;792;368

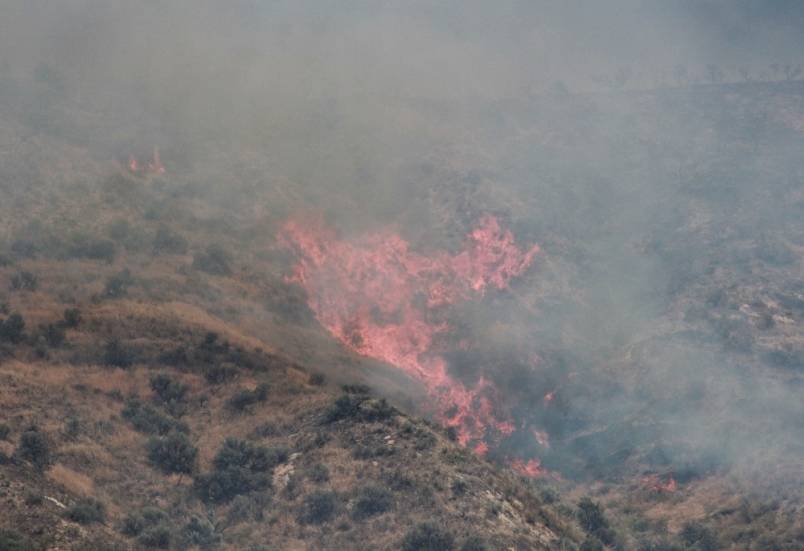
1;49;804;551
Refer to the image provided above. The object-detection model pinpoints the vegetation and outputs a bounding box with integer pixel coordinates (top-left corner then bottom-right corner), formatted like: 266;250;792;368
194;439;279;504
298;490;339;525
351;484;393;520
65;498;106;525
400;522;455;551
146;432;198;476
14;426;51;470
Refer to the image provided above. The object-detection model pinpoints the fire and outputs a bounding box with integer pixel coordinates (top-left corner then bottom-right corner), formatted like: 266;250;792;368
281;215;539;453
510;458;543;478
126;146;165;175
641;474;678;493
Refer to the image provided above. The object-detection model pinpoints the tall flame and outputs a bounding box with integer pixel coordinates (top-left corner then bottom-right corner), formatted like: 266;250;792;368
281;215;540;453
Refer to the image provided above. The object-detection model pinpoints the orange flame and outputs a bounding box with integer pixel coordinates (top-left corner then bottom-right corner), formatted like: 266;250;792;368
510;458;543;477
281;215;539;452
641;474;678;493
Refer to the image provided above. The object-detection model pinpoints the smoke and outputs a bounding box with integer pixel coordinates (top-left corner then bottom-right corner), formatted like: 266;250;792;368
1;1;803;487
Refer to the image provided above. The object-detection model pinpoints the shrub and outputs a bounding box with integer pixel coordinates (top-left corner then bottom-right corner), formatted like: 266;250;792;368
351;485;392;520
104;339;135;368
0;528;33;551
63;308;82;328
192;244;233;276
194;439;279;504
65;497;106;524
147;433;197;476
0;423;10;440
153;226;188;255
460;536;490;551
120;507;168;537
41;323;65;347
122;399;188;435
150;374;190;416
577;497;614;545
307;463;330;484
68;235;116;263
680;522;718;551
204;364;238;384
298;491;338;525
138;525;172;549
309;372;326;386
580;537;605;551
0;313;26;344
324;394;394;424
10;271;37;291
103;269;133;298
15;426;51;470
181;516;220;548
227;384;269;411
401;523;455;551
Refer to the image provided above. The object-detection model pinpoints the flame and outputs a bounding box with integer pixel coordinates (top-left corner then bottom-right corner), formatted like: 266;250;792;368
543;390;556;404
641;474;678;493
281;215;539;452
510;458;543;477
126;146;165;175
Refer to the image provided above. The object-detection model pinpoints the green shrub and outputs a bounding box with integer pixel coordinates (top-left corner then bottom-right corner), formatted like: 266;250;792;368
65;497;106;524
0;313;26;344
204;364;238;384
67;235;116;263
149;374;190;416
577;497;614;545
307;463;330;483
153;226;188;255
298;491;338;525
227;384;269;411
401;523;455;551
580;537;605;551
103;339;135;368
122;399;188;435
309;373;326;386
324;394;394;424
120;507;168;537
138;524;172;549
192;244;233;276
0;423;9;440
10;271;37;291
146;433;197;476
0;528;34;551
41;323;65;347
15;426;51;470
63;308;82;328
181;516;220;547
194;439;280;504
460;536;490;551
103;269;133;298
351;485;392;520
680;521;718;551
